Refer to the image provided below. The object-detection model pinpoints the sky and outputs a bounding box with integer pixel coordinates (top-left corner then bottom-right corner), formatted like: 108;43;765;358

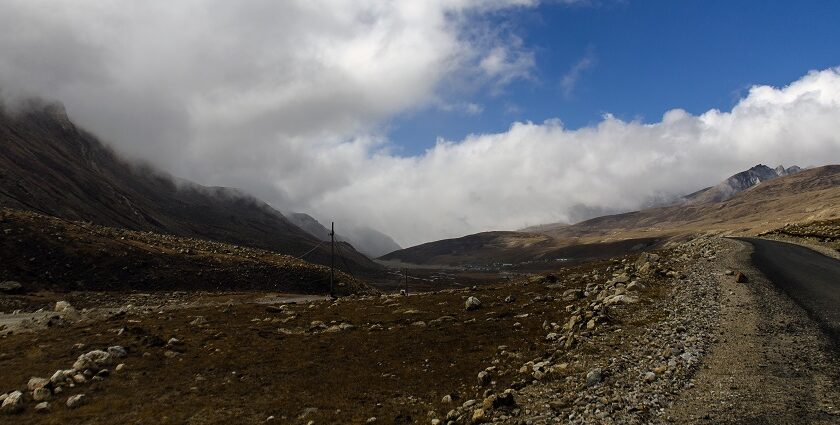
2;0;840;248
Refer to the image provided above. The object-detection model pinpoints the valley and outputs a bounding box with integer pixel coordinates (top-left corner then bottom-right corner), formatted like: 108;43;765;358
1;104;839;424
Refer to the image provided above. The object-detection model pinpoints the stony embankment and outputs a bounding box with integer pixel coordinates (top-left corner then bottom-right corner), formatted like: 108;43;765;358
433;237;729;424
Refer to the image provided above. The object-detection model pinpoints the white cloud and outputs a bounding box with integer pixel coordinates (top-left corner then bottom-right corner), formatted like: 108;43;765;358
561;49;596;97
1;2;840;249
308;68;840;246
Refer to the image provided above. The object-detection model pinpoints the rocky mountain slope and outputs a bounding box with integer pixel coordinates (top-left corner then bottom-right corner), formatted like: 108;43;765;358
0;101;380;275
683;163;802;204
0;207;372;295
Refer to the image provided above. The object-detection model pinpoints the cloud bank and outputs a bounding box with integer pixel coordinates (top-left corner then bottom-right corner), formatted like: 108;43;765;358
2;1;840;248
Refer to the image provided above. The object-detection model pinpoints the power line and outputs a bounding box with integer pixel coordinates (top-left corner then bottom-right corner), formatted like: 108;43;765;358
295;239;326;260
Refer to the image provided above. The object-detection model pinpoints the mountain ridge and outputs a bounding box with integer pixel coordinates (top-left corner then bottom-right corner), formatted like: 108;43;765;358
0;100;381;274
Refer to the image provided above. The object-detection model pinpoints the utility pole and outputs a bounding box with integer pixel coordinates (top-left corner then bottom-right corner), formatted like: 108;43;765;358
330;221;335;298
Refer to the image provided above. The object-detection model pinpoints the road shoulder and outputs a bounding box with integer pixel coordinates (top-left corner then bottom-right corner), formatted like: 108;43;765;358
665;238;840;424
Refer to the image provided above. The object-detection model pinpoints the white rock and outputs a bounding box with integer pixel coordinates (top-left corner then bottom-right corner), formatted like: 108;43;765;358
0;391;24;414
54;301;72;312
34;402;50;413
465;296;482;311
66;393;88;409
28;377;49;391
107;345;127;358
32;387;52;402
73;350;112;371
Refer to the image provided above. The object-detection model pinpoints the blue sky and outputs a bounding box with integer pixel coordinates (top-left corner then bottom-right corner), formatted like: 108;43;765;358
389;0;840;156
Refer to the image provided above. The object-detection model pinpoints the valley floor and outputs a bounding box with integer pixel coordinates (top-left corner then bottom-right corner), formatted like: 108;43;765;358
1;237;838;424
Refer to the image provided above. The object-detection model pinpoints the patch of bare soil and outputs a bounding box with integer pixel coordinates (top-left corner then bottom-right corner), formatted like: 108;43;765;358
666;239;840;424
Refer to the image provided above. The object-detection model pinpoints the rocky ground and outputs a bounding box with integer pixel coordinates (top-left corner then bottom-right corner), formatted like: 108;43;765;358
1;235;838;424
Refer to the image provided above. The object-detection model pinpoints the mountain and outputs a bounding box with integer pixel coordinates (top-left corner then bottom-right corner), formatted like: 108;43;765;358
383;164;840;266
378;231;658;267
683;164;803;204
285;212;402;258
0;100;381;274
531;164;839;241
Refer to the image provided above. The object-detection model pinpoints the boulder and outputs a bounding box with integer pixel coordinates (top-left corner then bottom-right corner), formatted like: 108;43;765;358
50;369;74;385
604;294;639;306
585;368;602;387
0;391;24;414
471;408;488;424
28;377;49;391
66;394;88;409
54;301;72;312
73;350;112;372
465;296;482;311
107;346;127;358
0;281;23;294
32;388;52;402
477;370;491;386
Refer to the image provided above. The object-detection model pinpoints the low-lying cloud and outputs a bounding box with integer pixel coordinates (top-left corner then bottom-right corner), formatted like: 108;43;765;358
2;1;840;248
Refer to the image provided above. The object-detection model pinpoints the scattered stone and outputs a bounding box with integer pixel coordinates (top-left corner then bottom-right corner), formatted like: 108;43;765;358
724;269;734;276
477;370;491;386
471;408;488;424
441;394;453;404
1;391;24;414
108;345;127;358
50;369;73;385
115;363;126;372
73;350;112;372
735;272;748;283
465;296;482;311
28;377;49;391
585;368;603;387
54;301;72;312
0;281;23;294
643;371;657;382
190;316;208;326
32;387;52;402
366;417;377;423
34;402;50;413
66;394;88;409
